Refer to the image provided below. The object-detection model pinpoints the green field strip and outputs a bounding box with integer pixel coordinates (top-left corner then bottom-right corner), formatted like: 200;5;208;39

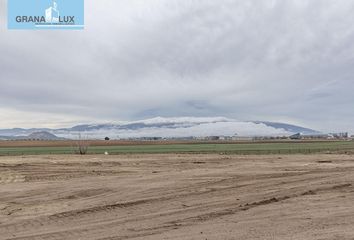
1;141;354;156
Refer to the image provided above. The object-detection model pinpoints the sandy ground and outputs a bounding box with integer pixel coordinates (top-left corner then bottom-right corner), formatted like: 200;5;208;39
1;154;354;240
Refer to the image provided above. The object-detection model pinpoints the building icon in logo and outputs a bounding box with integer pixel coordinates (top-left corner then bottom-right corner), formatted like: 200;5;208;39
45;1;59;23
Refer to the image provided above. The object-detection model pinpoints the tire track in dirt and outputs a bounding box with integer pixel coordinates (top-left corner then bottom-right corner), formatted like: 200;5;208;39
0;162;128;183
2;154;354;240
167;183;353;226
2;174;351;240
0;171;25;184
101;183;354;240
85;183;354;240
0;170;346;231
0;173;301;233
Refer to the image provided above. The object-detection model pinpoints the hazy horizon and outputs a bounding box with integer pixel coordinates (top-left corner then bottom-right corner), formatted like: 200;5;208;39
1;0;354;133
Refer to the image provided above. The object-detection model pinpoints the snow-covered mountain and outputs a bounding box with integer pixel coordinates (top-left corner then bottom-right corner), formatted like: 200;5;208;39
0;117;318;139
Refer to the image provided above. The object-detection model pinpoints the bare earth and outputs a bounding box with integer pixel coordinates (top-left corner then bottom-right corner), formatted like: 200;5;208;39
1;154;354;240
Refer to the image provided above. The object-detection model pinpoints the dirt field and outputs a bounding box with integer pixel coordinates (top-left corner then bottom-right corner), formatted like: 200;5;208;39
0;140;180;148
1;154;354;240
0;139;343;148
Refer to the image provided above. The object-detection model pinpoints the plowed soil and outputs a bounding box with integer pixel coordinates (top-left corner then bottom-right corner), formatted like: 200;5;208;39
1;154;354;240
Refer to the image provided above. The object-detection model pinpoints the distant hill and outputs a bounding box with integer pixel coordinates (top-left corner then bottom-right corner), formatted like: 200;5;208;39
26;131;62;140
0;136;12;140
0;131;63;140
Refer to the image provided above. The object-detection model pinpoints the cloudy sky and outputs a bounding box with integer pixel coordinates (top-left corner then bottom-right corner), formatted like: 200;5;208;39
1;0;354;132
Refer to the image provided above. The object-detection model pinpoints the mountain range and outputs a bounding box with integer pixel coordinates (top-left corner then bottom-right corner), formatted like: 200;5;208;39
0;117;319;140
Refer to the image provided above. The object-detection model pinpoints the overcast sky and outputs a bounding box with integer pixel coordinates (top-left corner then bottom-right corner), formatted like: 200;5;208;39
1;0;354;132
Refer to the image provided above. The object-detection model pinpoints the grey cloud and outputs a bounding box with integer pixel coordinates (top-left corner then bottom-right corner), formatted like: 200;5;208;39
1;0;354;132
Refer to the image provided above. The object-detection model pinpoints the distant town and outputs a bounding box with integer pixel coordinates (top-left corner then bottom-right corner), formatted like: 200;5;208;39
2;131;352;142
116;132;353;141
